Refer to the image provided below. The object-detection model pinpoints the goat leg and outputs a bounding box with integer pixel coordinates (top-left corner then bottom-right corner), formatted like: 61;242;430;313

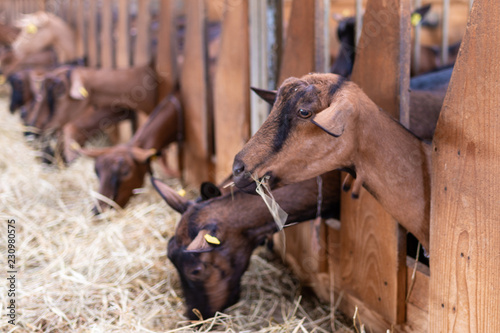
351;176;363;199
342;174;354;192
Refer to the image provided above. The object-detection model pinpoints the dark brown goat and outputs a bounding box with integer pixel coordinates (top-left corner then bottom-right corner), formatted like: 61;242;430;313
81;93;181;211
27;63;158;134
152;170;340;319
233;73;432;251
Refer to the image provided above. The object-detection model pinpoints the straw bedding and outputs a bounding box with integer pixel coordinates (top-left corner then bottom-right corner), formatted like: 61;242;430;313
0;98;353;332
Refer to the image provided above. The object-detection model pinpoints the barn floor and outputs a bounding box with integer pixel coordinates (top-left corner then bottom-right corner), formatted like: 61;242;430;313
0;97;353;332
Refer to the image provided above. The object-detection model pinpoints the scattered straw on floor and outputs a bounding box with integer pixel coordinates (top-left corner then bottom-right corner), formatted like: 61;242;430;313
0;97;353;332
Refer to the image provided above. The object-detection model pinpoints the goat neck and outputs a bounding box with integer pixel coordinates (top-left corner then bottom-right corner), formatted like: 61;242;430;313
130;93;180;150
353;90;432;251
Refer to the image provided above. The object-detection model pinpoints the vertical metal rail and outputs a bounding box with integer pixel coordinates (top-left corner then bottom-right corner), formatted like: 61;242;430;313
249;0;268;135
355;0;363;46
267;0;282;91
314;0;330;73
412;0;422;75
249;0;282;135
440;0;450;65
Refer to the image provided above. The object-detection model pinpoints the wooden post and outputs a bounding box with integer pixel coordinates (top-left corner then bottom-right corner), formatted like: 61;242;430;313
430;0;500;331
340;0;411;326
156;0;178;99
133;0;150;66
156;0;180;175
116;0;130;69
75;0;85;60
87;0;99;67
101;0;113;68
180;0;213;184
213;0;250;184
277;0;315;84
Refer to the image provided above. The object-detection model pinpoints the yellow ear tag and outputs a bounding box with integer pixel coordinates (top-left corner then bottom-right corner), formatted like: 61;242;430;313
204;234;221;245
411;13;422;27
0;75;5;85
177;189;186;197
26;23;38;34
70;141;82;151
148;148;158;161
79;86;89;98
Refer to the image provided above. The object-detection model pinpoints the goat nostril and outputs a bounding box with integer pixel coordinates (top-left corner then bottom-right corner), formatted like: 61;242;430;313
232;159;246;177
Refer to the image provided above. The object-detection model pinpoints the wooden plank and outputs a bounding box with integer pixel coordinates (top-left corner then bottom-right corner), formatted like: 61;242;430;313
156;0;178;99
277;0;315;84
328;225;430;332
133;0;150;66
87;0;98;67
213;0;250;183
101;0;113;68
429;0;500;331
75;0;85;60
180;0;213;185
156;0;180;175
340;0;411;325
116;0;130;68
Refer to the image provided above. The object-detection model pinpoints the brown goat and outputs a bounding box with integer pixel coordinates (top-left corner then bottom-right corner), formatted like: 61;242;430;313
152;170;340;319
233;73;432;251
81;93;181;211
13;12;76;63
27;64;159;134
23;63;160;161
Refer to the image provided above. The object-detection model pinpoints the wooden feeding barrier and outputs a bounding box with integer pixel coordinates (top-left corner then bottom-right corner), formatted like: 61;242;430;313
3;0;498;331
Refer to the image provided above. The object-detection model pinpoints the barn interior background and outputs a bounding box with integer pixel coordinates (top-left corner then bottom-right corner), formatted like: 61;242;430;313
0;0;498;332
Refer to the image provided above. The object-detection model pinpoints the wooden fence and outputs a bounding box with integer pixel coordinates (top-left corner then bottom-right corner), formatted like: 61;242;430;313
3;0;498;332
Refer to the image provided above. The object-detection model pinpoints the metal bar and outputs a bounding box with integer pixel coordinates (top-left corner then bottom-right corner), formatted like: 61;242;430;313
355;0;363;46
314;0;330;73
249;0;269;135
440;0;450;65
267;0;282;91
412;0;422;75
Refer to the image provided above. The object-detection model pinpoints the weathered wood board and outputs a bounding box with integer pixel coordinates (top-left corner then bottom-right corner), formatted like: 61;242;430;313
87;0;98;67
156;0;178;99
180;0;213;184
430;0;500;331
134;0;150;66
116;0;129;69
341;0;411;326
75;0;85;59
213;0;250;184
277;0;315;84
100;0;113;68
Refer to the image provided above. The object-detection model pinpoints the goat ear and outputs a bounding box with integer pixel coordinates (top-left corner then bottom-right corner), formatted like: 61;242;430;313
251;87;277;106
130;147;159;164
412;4;431;26
80;147;113;158
69;71;88;100
200;182;221;200
151;177;191;213
311;100;354;137
186;229;221;253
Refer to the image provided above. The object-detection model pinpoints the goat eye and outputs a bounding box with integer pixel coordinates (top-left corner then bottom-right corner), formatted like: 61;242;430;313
191;268;200;276
297;109;312;119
